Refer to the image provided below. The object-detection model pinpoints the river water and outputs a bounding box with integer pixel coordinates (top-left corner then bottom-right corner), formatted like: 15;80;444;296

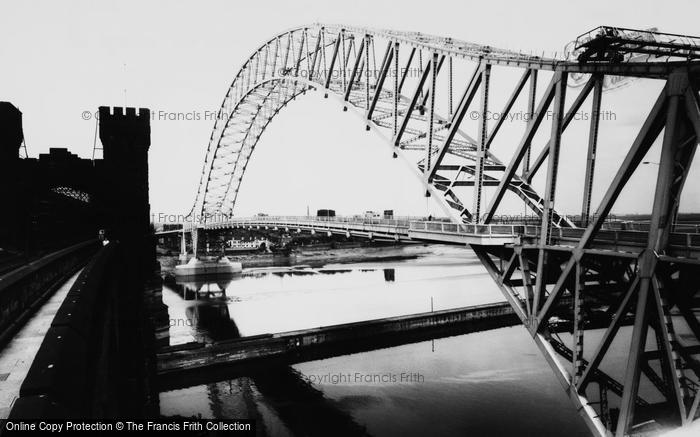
158;244;590;436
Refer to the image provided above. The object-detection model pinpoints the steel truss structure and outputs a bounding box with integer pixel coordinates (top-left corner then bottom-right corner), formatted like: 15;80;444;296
475;69;700;436
188;24;700;436
189;24;697;225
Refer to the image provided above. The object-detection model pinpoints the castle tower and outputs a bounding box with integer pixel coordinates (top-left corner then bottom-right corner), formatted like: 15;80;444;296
0;102;24;249
98;106;151;246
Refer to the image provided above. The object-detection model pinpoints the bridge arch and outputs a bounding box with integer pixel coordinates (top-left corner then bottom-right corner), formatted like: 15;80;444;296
208;75;459;217
190;24;680;225
188;24;581;224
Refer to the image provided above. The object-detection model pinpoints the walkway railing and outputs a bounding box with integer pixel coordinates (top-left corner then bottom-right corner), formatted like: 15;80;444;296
0;239;99;349
207;215;428;229
197;216;700;253
521;226;700;252
212;216;526;235
408;221;524;236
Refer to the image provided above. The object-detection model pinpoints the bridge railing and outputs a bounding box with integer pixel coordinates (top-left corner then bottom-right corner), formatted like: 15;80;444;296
211;216;532;237
9;240;164;419
521;226;700;251
212;216;529;235
409;221;525;236
0;239;100;349
209;215;431;229
606;220;700;233
204;217;700;251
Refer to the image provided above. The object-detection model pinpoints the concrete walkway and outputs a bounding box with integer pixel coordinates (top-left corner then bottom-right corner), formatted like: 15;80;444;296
0;269;82;418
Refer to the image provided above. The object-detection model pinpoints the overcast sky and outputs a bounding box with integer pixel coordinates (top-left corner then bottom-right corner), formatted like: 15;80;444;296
2;0;699;220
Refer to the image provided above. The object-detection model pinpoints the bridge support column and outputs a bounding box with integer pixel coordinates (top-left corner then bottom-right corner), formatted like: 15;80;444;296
179;228;188;262
616;70;699;436
581;76;603;226
533;71;567;316
472;63;491;222
572;261;585;385
192;227;199;257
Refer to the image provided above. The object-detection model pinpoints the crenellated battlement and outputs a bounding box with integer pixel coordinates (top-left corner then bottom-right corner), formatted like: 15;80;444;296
99;106;150;119
98;106;151;157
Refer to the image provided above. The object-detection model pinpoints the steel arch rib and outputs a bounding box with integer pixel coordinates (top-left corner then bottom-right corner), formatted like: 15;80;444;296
190;24;583;224
199;75;460;220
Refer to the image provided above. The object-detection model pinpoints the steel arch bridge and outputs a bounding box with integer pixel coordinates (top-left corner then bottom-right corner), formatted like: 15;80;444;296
189;24;698;227
192;24;587;225
187;24;700;437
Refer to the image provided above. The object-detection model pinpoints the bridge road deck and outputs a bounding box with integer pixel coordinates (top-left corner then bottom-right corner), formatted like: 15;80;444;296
197;217;700;259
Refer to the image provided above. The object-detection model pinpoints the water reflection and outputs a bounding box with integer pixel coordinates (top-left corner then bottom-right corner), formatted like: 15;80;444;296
163;269;371;436
168;276;236;300
163;267;409;344
160;328;591;437
162;251;503;343
248;367;371;437
159;246;590;437
164;274;242;344
185;304;241;342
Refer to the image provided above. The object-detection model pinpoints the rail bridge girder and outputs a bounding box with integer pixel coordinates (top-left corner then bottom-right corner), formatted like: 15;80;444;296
475;68;700;436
